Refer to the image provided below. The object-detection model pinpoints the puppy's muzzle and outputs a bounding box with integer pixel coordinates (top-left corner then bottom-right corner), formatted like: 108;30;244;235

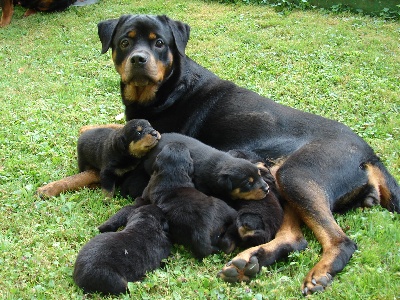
150;130;161;140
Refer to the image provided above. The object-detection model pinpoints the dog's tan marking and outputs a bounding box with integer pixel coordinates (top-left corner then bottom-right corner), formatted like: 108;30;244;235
365;163;391;209
149;32;156;40
128;133;159;157
123;83;160;103
231;188;266;200
128;30;136;38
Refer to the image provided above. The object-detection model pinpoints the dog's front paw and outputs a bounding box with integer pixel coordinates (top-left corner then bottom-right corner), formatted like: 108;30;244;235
302;273;333;295
217;256;259;283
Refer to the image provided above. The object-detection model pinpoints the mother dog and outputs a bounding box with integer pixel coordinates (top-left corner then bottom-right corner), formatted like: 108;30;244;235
77;14;400;295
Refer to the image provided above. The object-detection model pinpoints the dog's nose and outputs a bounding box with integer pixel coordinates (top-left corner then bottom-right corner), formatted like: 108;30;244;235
262;184;269;195
131;53;148;66
151;130;161;139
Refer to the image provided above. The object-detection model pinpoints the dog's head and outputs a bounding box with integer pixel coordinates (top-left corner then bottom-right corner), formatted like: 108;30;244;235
98;14;190;105
119;119;161;157
218;160;269;200
153;142;194;177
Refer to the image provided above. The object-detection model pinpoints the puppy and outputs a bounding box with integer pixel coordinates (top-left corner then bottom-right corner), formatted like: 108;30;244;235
77;119;160;198
121;132;270;201
226;149;284;247
142;142;238;259
73;204;171;295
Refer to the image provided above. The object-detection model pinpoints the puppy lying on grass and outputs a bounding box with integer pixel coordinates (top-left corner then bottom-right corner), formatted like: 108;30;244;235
76;119;160;198
73;204;171;295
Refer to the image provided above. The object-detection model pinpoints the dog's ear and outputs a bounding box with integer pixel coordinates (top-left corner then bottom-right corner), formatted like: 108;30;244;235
218;174;233;192
161;15;190;57
97;15;131;54
116;135;127;151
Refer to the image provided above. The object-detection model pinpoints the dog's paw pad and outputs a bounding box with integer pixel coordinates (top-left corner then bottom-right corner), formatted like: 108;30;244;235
302;273;333;295
218;256;259;283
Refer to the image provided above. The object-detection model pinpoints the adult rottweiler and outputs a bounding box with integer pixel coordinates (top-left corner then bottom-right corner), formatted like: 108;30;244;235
77;119;160;198
142;142;238;258
0;0;75;27
74;204;171;295
94;14;400;295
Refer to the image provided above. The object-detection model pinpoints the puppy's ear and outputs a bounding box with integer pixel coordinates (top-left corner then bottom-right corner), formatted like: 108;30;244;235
161;15;190;57
218;174;233;192
97;15;131;54
116;135;127;151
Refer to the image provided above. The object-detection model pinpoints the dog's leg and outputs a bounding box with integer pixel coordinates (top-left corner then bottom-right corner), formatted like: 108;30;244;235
36;170;101;198
79;124;124;135
0;0;13;27
275;147;359;295
218;204;307;282
98;204;139;232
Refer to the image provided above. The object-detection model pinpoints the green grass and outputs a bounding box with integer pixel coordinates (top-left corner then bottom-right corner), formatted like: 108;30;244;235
1;0;399;299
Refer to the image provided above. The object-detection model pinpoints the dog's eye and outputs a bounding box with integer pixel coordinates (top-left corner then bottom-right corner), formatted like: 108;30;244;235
155;39;164;48
120;39;130;49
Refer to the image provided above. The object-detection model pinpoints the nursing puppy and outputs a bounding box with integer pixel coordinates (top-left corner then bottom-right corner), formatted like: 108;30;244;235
121;132;270;201
226;149;284;248
73;204;171;295
77;119;160;197
142;142;238;259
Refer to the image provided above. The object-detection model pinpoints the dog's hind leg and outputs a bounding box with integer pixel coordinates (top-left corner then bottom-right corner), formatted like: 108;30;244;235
36;170;100;198
274;144;364;295
218;204;307;282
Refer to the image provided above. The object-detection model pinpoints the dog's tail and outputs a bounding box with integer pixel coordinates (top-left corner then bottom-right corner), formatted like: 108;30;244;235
368;158;400;213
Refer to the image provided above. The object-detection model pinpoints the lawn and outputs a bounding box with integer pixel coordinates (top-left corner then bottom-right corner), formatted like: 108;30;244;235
0;0;399;299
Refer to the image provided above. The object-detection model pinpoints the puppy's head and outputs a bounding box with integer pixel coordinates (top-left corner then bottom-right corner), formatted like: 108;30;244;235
153;142;194;177
98;14;190;104
119;119;160;157
218;160;269;200
131;204;169;233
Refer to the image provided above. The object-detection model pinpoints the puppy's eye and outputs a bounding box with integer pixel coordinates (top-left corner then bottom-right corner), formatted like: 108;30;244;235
120;39;130;49
155;39;164;48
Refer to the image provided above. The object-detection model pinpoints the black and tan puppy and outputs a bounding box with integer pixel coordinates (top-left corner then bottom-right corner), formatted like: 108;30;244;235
142;142;238;259
77;119;160;198
225;151;284;248
96;15;400;295
0;0;75;27
140;133;269;201
73;204;171;295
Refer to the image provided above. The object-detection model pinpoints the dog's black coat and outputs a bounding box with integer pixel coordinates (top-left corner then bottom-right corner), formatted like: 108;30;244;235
73;204;171;295
138;133;269;201
77;119;159;197
97;14;400;294
142;142;238;258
